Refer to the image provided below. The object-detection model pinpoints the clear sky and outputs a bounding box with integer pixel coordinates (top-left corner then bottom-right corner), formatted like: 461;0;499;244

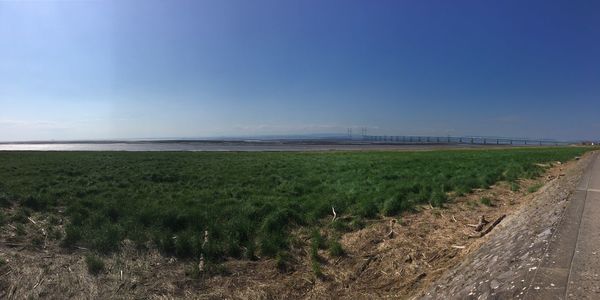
1;0;599;141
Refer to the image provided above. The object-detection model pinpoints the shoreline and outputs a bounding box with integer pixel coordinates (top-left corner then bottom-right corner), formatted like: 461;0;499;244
0;141;572;152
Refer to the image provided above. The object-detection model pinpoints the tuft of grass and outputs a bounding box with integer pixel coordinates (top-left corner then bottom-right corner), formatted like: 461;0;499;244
11;207;31;224
20;194;47;211
85;254;105;275
328;239;344;257
60;225;82;248
32;235;44;248
430;190;447;207
309;229;325;277
527;183;544;193
466;200;479;208
310;229;326;250
480;197;492;206
244;242;257;261
89;223;123;253
311;260;323;278
185;261;229;279
48;215;61;225
0;193;11;208
0;257;6;267
382;196;411;216
48;227;63;240
329;219;349;232
504;163;524;182
510;182;520;192
275;251;292;273
185;263;202;279
348;217;365;230
353;199;378;218
396;216;405;226
15;223;26;236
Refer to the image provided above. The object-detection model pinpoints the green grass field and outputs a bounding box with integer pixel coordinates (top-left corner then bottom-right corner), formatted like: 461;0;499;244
0;147;590;262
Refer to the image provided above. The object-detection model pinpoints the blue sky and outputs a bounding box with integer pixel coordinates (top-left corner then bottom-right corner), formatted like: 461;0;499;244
1;0;599;141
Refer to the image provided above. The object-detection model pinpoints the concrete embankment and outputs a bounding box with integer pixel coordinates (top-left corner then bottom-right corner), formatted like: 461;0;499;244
422;152;596;299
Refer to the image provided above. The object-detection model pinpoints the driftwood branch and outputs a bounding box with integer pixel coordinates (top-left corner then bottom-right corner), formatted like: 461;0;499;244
468;215;506;238
385;219;397;238
331;206;337;222
480;215;506;236
199;230;209;272
466;215;489;232
33;278;43;289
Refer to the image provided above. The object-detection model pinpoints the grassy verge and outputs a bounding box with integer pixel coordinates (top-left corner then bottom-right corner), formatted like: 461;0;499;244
0;147;591;263
527;183;544;193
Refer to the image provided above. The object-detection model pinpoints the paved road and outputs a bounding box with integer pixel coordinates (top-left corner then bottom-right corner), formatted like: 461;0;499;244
527;152;600;299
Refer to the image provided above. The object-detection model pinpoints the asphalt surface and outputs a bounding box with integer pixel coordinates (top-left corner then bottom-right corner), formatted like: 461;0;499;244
526;152;600;299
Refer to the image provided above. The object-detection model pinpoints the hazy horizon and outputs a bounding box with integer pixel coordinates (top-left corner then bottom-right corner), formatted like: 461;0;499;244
0;132;582;144
2;0;599;141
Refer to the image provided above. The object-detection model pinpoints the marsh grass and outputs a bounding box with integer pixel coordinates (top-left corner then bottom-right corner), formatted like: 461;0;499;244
527;183;544;193
275;251;292;272
328;239;344;257
310;229;325;277
85;254;105;275
480;197;493;206
0;148;589;263
15;223;26;236
510;182;520;192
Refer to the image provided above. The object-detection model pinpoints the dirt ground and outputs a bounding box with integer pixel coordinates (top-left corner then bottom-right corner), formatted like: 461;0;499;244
0;155;587;299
